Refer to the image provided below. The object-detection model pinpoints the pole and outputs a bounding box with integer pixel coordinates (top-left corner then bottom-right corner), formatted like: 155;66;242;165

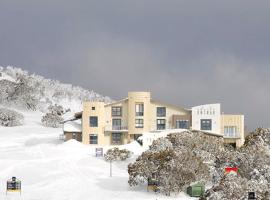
110;160;112;177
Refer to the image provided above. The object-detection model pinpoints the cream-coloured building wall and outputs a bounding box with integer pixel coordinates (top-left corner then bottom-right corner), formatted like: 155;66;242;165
221;114;245;147
127;92;152;137
81;92;245;147
104;100;129;130
82;102;106;145
149;101;190;130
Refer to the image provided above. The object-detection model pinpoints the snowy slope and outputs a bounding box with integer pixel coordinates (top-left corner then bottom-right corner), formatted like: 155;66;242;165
0;66;112;112
0;111;196;200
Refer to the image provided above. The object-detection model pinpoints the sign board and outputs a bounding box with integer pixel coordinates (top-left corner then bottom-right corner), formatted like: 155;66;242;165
248;192;256;200
225;167;239;174
6;177;21;195
95;148;103;157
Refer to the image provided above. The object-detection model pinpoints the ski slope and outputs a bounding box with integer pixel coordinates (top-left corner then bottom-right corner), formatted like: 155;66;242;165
0;111;196;200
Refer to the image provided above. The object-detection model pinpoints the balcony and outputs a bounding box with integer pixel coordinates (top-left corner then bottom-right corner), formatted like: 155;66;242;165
223;133;241;139
104;125;128;132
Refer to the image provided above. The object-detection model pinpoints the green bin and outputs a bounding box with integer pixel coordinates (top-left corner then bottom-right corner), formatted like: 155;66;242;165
187;183;205;197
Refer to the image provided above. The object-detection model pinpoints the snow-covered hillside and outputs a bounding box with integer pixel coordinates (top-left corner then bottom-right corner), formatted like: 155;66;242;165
0;111;195;200
0;66;112;112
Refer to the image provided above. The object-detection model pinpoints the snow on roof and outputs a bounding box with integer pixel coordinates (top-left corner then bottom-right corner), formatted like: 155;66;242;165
63;120;82;132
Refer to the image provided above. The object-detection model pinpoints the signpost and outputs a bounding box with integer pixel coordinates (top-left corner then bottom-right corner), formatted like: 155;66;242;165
248;192;256;200
95;148;103;157
6;177;21;195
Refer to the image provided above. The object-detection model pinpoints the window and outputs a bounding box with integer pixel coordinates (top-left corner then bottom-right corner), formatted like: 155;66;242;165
201;119;212;130
90;116;98;127
135;119;144;128
72;133;76;139
112;119;121;130
157;107;166;117
135;103;144;116
89;134;98;144
91;107;95;110
112;107;122;117
112;133;122;145
157;119;166;130
224;126;237;137
176;120;190;129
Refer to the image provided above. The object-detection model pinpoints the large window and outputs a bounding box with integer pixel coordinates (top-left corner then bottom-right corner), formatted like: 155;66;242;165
112;107;122;117
112;133;122;145
135;103;144;116
90;116;98;127
112;119;121;130
89;134;98;144
135;119;144;128
157;107;166;117
224;126;237;137
176;120;190;129
201;119;212;131
157;119;166;130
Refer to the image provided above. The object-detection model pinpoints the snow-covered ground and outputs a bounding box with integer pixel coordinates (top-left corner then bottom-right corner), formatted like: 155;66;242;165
0;111;197;200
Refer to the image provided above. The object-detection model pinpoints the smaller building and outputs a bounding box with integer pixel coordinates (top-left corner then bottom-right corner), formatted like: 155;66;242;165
63;120;82;142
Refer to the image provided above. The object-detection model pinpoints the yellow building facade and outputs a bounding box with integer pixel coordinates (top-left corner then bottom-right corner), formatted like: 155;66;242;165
80;91;245;147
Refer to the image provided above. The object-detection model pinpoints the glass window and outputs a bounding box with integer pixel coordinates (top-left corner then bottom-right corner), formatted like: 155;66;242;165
176;120;189;129
91;107;95;110
135;119;144;128
112;119;121;130
157;119;166;130
201;119;212;130
112;107;122;116
89;134;98;144
112;133;122;145
157;107;166;117
224;126;237;137
90;116;98;127
135;103;144;116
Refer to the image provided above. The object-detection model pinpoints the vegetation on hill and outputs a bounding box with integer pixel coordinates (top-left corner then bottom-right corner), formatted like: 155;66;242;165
128;129;270;199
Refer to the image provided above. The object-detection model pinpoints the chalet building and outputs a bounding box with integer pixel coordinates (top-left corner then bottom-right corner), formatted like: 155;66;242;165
63;91;245;148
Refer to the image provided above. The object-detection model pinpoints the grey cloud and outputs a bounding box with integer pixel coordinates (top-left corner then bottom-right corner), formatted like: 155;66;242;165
0;0;270;130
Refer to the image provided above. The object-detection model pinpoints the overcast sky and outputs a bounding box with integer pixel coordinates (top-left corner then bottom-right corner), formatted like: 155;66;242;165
1;0;270;130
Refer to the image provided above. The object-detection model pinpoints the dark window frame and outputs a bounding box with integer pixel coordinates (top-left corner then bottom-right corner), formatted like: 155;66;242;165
200;119;212;131
112;119;122;130
90;116;98;127
135;103;144;116
157;119;166;130
176;120;190;129
157;107;166;117
111;106;122;117
89;134;98;144
135;119;144;128
111;133;122;145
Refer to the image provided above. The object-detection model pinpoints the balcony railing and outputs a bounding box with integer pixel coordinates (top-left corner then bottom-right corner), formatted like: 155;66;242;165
104;125;128;132
223;133;240;138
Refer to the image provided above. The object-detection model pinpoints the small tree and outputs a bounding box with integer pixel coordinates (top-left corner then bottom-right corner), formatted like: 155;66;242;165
0;108;24;127
104;147;132;161
41;104;64;128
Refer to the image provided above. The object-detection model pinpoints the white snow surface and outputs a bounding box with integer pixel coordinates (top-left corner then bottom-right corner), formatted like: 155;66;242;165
0;111;197;200
63;120;82;132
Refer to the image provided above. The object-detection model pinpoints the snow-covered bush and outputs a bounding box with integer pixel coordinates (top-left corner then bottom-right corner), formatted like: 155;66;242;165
104;147;132;161
47;104;64;116
128;134;211;195
0;108;24;126
41;113;63;128
200;128;270;200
